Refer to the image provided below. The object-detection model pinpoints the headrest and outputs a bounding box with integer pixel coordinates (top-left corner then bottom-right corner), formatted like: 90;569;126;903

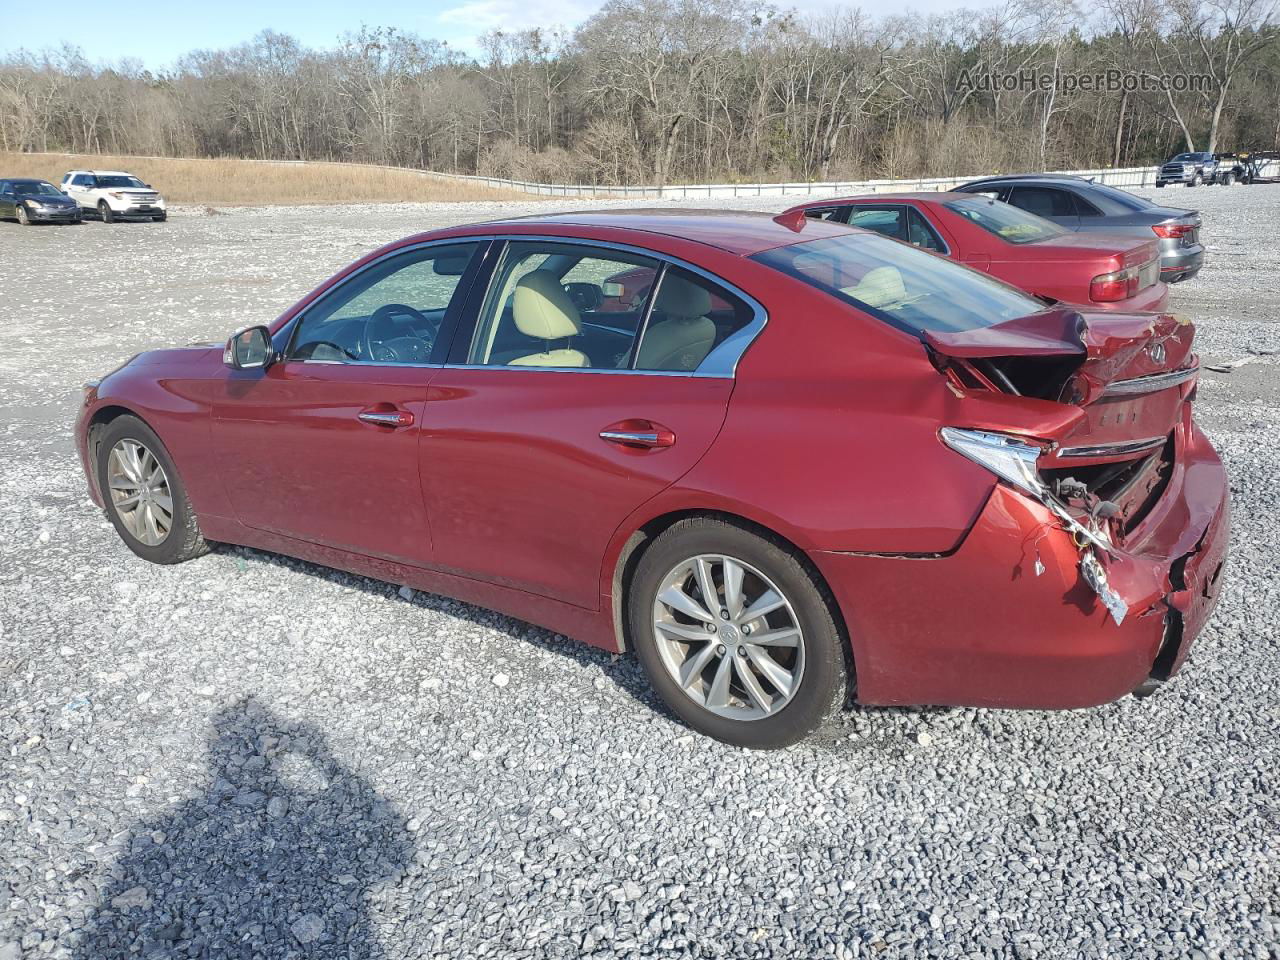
655;273;712;320
513;271;581;340
847;266;907;308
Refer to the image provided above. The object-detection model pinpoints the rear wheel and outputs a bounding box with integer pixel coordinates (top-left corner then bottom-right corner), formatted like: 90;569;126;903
98;200;115;223
96;415;208;564
16;204;31;226
628;517;849;749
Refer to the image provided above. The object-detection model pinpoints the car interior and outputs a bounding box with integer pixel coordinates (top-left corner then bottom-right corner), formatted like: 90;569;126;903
471;246;751;372
286;242;753;373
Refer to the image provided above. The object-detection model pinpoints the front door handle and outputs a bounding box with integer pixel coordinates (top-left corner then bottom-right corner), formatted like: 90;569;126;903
599;419;675;449
358;408;414;428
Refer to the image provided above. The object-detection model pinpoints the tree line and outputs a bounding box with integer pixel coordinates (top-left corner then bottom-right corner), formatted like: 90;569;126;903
1;0;1277;186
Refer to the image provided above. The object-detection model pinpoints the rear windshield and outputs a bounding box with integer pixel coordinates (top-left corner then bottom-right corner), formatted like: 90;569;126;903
1080;182;1150;212
943;196;1065;244
96;175;146;188
751;233;1045;335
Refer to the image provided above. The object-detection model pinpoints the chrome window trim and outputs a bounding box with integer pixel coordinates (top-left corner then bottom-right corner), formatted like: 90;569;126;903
279;234;768;379
1101;365;1198;398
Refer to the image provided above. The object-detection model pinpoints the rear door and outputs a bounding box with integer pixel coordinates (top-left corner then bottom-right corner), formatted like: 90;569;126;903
210;241;485;566
420;238;760;610
0;183;12;218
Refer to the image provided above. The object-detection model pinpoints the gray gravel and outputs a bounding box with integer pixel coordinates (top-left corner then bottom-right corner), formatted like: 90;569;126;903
1;186;1278;959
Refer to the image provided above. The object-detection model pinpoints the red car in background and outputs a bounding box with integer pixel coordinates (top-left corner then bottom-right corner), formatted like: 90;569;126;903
76;210;1228;749
783;193;1169;313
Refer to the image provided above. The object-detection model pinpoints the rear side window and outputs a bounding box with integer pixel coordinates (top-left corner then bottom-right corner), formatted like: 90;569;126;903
752;233;1044;336
1007;186;1075;218
801;207;847;223
634;267;754;372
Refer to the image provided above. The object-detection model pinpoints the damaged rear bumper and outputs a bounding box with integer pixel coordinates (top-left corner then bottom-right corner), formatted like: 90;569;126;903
812;419;1229;709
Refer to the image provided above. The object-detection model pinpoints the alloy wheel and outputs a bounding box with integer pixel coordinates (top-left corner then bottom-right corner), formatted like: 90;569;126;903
16;205;30;225
107;438;174;546
651;553;805;721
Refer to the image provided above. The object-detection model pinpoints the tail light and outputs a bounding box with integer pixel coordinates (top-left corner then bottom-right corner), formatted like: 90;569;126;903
1090;266;1139;302
1152;222;1195;239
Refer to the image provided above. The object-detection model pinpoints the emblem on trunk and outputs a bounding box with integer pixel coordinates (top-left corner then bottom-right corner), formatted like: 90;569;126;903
1148;341;1166;365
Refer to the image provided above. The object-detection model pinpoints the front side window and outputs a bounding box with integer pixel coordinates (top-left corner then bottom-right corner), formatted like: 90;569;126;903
848;206;906;241
287;243;480;363
752;232;1045;336
943;196;1066;245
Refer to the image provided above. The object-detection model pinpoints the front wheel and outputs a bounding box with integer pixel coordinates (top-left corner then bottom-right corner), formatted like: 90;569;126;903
98;200;116;223
628;517;849;749
16;204;31;225
96;415;208;564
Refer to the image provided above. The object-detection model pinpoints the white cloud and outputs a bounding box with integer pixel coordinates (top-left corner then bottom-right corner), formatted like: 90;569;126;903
435;0;599;36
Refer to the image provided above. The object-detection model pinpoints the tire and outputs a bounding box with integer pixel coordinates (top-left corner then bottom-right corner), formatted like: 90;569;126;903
1155;182;1165;188
1187;176;1199;187
99;200;115;223
152;212;167;222
628;517;849;749
96;414;208;565
1224;173;1235;186
16;204;31;226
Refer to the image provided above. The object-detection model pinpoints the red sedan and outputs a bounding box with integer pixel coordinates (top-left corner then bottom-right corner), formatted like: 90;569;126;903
76;211;1228;748
783;193;1170;313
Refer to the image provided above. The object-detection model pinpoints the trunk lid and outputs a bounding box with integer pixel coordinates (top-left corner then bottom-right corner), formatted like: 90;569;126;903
927;307;1198;534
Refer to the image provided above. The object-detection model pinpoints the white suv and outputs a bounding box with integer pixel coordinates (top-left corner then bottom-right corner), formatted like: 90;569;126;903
60;170;167;223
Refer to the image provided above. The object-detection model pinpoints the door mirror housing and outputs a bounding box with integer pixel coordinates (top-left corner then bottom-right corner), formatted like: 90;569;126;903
224;325;275;370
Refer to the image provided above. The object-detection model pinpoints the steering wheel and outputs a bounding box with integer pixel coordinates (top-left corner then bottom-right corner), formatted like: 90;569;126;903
362;303;438;361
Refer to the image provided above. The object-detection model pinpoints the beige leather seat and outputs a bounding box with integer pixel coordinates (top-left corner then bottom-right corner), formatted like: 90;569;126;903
636;273;717;371
845;266;907;309
508;271;589;367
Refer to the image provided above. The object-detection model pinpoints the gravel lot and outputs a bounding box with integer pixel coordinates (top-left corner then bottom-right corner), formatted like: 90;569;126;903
1;186;1277;959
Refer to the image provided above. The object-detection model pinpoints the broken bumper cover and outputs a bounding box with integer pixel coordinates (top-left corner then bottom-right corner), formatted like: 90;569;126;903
811;420;1229;709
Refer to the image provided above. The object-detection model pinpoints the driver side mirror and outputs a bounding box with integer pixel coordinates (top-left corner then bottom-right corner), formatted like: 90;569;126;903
224;325;275;370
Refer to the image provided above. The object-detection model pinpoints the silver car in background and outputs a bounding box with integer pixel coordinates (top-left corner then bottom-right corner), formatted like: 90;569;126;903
954;174;1204;283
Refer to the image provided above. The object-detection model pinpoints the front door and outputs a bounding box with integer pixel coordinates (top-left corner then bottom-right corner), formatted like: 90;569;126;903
210;241;484;566
421;239;758;609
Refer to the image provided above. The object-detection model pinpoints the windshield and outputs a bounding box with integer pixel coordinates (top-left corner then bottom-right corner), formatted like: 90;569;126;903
13;181;62;197
943;197;1065;244
1171;154;1198;162
752;233;1046;336
96;175;146;188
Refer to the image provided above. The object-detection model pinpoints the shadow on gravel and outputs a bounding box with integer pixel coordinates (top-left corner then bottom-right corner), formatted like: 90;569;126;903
73;696;411;959
219;543;663;712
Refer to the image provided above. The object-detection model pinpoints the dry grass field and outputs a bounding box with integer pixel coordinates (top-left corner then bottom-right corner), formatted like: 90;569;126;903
0;152;526;205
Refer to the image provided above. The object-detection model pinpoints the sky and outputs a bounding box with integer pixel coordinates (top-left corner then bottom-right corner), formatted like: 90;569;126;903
0;0;960;67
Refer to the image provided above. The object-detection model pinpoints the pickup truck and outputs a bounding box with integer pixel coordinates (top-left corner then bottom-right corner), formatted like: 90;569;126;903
1155;152;1217;188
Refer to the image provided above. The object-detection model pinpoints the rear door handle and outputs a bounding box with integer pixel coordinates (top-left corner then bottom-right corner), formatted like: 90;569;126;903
600;419;675;449
358;408;414;428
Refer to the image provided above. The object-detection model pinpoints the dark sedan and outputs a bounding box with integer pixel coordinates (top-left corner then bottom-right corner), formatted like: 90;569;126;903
954;174;1203;283
0;179;82;225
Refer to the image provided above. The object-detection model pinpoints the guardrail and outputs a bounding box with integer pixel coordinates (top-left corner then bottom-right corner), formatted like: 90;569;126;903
443;165;1158;198
12;152;1160;198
